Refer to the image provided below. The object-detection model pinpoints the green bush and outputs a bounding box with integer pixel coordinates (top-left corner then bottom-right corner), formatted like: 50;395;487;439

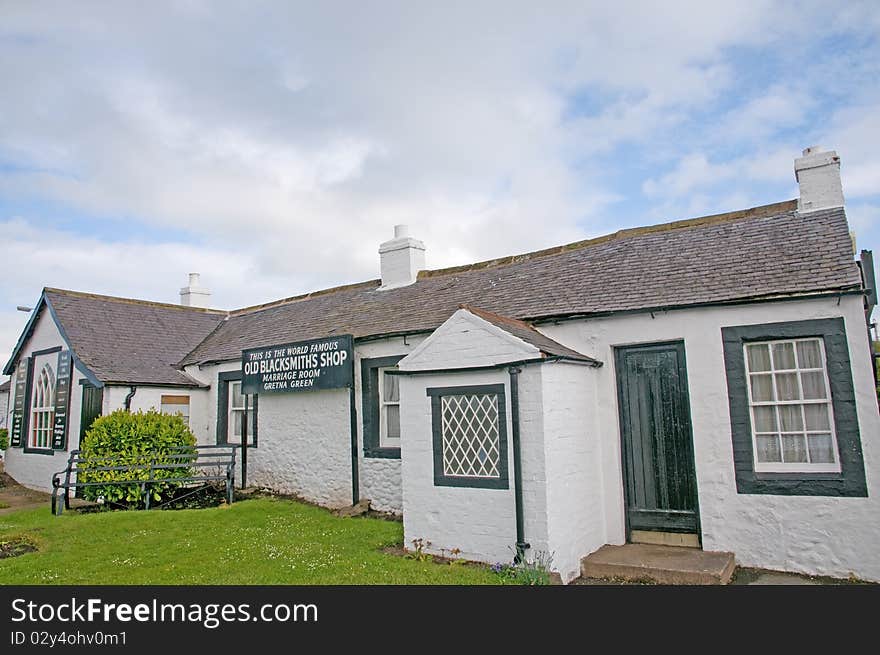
0;427;8;451
79;409;196;507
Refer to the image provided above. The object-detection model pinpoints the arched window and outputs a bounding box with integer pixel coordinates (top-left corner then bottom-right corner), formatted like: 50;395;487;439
31;363;56;449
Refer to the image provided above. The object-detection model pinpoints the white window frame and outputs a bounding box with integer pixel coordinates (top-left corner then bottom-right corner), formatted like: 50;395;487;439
744;338;840;473
228;380;255;445
160;394;190;426
377;367;400;448
30;362;55;449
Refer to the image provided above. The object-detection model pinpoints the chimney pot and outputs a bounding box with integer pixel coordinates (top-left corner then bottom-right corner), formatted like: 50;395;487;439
394;224;409;238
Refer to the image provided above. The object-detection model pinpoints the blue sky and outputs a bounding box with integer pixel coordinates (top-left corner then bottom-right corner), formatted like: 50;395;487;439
1;1;879;366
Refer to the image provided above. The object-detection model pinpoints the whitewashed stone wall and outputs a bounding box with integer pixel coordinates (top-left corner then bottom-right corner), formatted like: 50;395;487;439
538;295;880;582
3;310;86;491
250;388;351;507
541;361;605;583
400;369;519;562
354;336;425;513
0;388;9;430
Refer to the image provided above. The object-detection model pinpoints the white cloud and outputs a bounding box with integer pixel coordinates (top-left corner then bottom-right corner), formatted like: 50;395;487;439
0;1;879;365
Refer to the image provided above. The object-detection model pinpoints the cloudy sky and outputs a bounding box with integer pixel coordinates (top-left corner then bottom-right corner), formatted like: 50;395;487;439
2;1;879;367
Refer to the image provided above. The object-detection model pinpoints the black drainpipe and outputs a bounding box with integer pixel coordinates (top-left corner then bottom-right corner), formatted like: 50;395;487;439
123;386;137;410
507;366;529;563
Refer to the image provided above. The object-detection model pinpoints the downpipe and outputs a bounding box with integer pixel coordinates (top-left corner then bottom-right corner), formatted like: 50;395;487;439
508;366;530;563
123;386;137;410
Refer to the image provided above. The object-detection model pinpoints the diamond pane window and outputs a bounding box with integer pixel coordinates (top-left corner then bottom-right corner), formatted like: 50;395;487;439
743;337;840;473
429;384;509;489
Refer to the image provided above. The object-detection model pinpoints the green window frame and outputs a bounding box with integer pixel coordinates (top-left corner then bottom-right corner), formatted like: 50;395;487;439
216;371;258;447
427;383;509;490
722;318;867;496
361;355;404;458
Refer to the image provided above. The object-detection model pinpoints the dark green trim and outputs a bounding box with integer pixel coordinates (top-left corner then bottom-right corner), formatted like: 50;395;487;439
392;355;601;379
20;353;41;454
79;383;103;444
721;318;867;497
349;384;359;504
31;346;62;357
615;340;701;539
42;298;101;388
216;371;258;447
507;367;529;561
360;355;405;459
428;383;509;490
860;250;876;312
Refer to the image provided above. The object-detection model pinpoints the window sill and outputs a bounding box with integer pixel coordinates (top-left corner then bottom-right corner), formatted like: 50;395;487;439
22;447;55;456
363;447;401;460
434;474;509;490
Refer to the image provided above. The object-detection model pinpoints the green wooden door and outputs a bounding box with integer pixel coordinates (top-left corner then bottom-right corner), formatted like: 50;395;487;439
79;384;103;443
615;341;699;536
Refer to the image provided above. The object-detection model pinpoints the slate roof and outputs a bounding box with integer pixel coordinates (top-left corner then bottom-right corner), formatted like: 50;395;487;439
460;305;600;364
27;290;225;386
0;379;9;392
180;201;862;365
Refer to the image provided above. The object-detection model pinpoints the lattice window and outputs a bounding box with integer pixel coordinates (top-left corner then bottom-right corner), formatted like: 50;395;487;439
428;384;509;489
441;394;501;477
30;363;55;449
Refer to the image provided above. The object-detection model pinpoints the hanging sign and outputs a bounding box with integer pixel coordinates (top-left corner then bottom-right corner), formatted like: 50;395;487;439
9;359;30;448
51;350;73;450
242;335;353;395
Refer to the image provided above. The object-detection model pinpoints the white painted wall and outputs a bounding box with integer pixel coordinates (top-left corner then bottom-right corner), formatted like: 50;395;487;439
4;309;86;491
102;385;210;443
540;361;605;583
181;335;427;513
537;295;880;582
0;388;9;430
402;309;539;371
354;335;426;513
252;388;351;507
400;369;520;563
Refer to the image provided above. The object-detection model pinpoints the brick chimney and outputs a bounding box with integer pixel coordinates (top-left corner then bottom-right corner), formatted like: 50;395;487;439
378;225;426;290
179;273;211;308
795;146;844;213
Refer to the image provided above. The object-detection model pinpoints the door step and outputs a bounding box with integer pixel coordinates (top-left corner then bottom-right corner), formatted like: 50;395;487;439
631;530;700;548
581;544;735;585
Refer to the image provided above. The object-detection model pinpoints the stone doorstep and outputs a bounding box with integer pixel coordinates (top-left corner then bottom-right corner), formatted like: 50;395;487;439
581;543;736;585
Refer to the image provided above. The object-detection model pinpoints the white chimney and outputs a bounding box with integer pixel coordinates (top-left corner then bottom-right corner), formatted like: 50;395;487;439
179;272;211;308
378;224;426;290
795;146;844;213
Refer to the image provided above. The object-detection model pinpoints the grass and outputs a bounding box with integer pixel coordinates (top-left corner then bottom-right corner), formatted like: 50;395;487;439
0;497;503;585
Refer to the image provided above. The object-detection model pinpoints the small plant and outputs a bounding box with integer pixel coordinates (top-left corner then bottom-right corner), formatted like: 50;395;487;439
490;550;555;585
0;427;8;451
406;538;434;562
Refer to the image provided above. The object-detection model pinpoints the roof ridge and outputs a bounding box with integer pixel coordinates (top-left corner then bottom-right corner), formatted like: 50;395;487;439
459;303;540;333
222;199;798;318
230;279;379;316
44;287;229;315
419;199;798;279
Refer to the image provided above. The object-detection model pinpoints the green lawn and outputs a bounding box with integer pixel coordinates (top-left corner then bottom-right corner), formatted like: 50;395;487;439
0;498;502;584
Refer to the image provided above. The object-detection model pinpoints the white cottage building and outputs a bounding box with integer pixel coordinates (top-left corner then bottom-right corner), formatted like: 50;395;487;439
3;147;879;583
